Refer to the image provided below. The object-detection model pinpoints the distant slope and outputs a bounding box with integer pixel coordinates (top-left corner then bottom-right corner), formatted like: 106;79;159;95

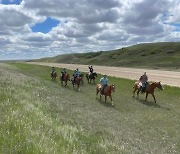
35;42;180;70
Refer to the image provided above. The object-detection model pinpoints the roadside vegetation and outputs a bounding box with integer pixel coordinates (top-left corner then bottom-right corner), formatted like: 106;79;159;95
34;42;180;70
0;63;179;153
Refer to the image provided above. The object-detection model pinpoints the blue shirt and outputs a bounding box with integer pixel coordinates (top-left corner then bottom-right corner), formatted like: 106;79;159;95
75;70;81;76
100;77;108;86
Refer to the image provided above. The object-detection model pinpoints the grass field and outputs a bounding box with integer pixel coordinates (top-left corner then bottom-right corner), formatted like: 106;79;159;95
34;42;180;70
0;63;180;153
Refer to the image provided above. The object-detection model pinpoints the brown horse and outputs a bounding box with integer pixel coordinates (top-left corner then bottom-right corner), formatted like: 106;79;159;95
61;73;70;86
79;74;84;85
86;72;97;84
71;76;83;91
96;84;115;105
132;81;163;103
51;71;57;80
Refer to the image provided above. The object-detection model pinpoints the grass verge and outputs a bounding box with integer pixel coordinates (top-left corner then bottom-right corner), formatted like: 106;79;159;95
0;62;179;153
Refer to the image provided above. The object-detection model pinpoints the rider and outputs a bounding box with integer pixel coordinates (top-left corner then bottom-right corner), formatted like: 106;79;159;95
61;68;67;80
88;65;94;76
100;75;108;95
139;72;148;93
51;67;56;76
74;68;81;82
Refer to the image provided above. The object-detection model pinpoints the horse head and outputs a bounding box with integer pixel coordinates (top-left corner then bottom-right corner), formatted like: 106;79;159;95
111;84;115;92
94;72;97;77
155;81;163;90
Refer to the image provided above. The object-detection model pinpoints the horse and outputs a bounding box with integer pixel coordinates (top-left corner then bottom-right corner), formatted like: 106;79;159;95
86;72;97;84
132;81;163;103
60;73;70;86
71;76;83;91
79;74;84;85
51;71;57;80
96;84;115;105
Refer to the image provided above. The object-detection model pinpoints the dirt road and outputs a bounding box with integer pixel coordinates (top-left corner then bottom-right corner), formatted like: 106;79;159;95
27;62;180;87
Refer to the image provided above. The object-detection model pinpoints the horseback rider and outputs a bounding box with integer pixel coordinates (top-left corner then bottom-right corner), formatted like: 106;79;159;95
51;67;56;76
139;72;148;93
74;68;81;82
88;65;94;76
61;68;67;80
100;75;108;95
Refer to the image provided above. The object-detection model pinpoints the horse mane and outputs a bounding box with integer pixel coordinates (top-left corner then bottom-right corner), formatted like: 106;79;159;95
150;82;156;85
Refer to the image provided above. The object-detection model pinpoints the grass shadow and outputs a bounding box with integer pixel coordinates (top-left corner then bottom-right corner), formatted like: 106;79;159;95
96;97;114;108
134;97;170;110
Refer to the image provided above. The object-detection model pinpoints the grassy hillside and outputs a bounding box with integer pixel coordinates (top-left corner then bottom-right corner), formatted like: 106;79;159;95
0;63;180;153
36;42;180;70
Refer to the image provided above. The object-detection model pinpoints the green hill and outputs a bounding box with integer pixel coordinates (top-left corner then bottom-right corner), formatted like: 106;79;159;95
36;42;180;70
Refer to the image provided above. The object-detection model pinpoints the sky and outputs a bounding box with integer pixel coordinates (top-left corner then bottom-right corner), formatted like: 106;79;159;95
0;0;180;60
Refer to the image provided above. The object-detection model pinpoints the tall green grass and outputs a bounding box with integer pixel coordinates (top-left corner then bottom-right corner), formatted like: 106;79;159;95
0;63;180;153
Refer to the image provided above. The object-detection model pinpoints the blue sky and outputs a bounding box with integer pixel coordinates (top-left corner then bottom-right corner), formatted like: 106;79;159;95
31;17;60;33
0;0;22;5
0;0;180;60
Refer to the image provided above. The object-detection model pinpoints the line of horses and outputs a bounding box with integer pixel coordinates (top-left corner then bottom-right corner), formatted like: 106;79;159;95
51;71;163;105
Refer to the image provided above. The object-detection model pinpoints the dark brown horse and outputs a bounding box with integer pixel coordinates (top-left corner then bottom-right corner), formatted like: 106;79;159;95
132;81;163;103
96;84;115;105
71;76;83;91
60;73;70;86
51;71;57;80
86;72;97;84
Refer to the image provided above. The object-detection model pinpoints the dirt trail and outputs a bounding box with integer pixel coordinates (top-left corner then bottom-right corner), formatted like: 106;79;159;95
27;62;180;87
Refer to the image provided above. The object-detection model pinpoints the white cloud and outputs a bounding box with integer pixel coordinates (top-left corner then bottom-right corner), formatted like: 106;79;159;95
0;0;179;60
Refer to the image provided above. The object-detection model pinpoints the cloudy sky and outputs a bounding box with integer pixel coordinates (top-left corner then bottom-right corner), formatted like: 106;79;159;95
0;0;179;60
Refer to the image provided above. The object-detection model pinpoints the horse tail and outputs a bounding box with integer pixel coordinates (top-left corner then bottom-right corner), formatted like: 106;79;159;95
67;74;70;81
133;81;139;89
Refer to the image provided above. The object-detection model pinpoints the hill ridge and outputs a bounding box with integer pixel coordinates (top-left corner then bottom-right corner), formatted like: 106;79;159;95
34;42;180;70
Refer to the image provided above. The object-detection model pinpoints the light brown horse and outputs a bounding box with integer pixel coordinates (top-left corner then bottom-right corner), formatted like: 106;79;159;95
132;81;163;103
71;77;83;91
61;73;70;86
96;84;115;105
51;71;57;80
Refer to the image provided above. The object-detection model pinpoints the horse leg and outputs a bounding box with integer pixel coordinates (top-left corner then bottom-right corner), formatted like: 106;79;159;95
105;96;107;103
96;88;99;99
132;88;136;98
137;89;140;99
145;93;148;101
152;93;156;103
77;84;80;91
109;95;113;106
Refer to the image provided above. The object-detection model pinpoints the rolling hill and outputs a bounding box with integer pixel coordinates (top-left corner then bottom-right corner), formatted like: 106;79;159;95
35;42;180;70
